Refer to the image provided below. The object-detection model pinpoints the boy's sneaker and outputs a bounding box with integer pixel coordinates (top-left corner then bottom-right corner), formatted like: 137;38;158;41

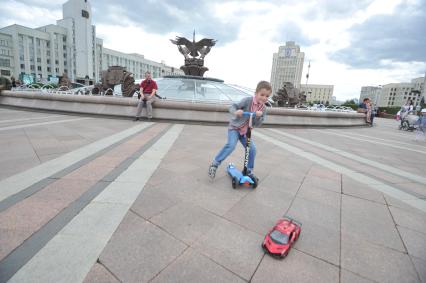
208;164;218;180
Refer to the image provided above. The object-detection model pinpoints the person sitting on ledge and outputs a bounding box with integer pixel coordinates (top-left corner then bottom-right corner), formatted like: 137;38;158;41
134;71;157;121
358;98;373;126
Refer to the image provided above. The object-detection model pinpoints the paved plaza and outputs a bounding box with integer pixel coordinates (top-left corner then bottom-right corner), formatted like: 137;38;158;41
0;107;425;283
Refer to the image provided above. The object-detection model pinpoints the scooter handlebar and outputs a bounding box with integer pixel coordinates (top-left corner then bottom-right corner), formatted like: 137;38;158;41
242;112;255;116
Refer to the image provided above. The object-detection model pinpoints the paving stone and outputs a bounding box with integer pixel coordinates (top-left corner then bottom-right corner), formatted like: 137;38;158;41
184;182;248;216
398;227;426;261
131;185;182;219
287;197;340;231
341;233;419;283
150;202;223;245
302;174;341;193
342;175;386;204
83;263;119;283
31;178;97;206
341;269;376;283
99;212;187;283
224;196;287;235
411;257;426;283
389;205;426;235
308;165;341;181
0;196;61;231
341;194;405;252
192;219;264;281
297;182;341;209
252;249;339;283
258;173;303;196
8;233;108;283
151;248;245;283
62;162;112;181
0;228;32;261
385;195;426;215
294;219;340;266
393;182;426;199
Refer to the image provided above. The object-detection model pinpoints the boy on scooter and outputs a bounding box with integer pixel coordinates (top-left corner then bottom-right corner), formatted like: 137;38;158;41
208;81;272;180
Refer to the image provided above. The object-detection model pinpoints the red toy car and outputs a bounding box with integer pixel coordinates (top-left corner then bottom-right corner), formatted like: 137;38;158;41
262;217;302;258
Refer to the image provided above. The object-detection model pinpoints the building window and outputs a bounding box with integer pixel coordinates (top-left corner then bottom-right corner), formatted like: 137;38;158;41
1;69;11;76
55;60;59;65
82;10;90;18
47;67;51;72
37;66;41;71
0;58;10;67
55;67;59;72
30;65;35;71
20;64;25;69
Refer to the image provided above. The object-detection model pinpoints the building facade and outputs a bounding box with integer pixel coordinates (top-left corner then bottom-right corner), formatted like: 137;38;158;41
359;86;382;105
0;32;13;78
300;84;334;104
373;77;424;107
0;0;182;85
270;41;304;96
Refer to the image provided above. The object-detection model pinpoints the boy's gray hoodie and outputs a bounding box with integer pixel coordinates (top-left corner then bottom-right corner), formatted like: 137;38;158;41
228;97;266;130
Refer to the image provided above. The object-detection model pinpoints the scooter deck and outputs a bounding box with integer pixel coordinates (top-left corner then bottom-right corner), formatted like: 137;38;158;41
227;164;255;186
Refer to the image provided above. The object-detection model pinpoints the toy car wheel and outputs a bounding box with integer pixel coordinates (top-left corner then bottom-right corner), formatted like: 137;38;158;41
281;251;288;259
232;177;238;189
261;244;267;252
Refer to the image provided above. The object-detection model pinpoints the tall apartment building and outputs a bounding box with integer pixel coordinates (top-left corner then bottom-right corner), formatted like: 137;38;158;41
300;84;334;104
270;41;304;95
0;0;182;85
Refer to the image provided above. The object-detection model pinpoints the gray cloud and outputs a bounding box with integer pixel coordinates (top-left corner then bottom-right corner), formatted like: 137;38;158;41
303;0;374;20
272;21;319;47
330;1;426;68
90;0;241;45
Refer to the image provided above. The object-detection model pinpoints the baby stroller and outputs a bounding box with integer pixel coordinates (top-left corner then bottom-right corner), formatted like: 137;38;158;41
400;111;418;131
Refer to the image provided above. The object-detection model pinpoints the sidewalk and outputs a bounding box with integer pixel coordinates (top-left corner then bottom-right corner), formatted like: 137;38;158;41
0;108;425;282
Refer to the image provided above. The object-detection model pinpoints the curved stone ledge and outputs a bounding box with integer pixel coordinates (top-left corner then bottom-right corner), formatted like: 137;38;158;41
0;91;366;126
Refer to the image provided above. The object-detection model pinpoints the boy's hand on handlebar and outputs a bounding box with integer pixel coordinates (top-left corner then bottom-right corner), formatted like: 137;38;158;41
235;110;243;117
255;111;263;117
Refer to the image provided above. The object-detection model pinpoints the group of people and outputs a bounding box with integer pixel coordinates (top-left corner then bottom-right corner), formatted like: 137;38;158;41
358;97;375;126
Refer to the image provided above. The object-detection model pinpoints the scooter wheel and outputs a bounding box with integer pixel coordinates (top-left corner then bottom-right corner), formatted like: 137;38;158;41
232;177;238;189
252;177;258;189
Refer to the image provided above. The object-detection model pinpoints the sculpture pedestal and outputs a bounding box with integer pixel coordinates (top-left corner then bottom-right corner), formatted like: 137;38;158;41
180;65;208;77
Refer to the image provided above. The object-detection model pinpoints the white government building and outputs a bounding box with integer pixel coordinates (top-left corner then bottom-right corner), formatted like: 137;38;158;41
300;84;334;104
360;76;425;107
0;0;183;85
270;41;334;104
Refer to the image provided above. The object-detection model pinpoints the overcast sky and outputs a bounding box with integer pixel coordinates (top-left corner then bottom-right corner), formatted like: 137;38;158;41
1;0;425;101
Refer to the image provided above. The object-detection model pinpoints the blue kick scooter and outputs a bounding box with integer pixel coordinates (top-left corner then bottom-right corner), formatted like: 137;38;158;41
227;112;258;189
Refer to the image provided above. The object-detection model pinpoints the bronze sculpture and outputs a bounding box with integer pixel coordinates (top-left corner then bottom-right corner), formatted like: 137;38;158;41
92;66;139;96
272;82;307;107
170;31;217;77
